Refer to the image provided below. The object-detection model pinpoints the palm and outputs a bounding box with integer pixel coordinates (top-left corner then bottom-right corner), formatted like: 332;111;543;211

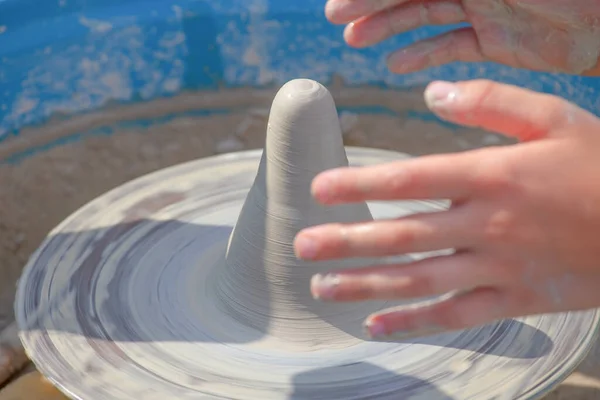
325;0;600;75
464;1;599;73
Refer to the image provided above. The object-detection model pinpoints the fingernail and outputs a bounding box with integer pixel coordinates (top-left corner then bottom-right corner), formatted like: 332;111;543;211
343;22;360;45
324;0;338;16
325;0;357;22
294;234;318;259
311;273;340;300
364;318;387;338
424;81;459;110
324;0;346;21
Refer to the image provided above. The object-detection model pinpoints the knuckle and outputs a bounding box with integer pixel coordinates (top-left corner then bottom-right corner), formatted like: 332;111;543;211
470;159;515;195
489;259;517;284
418;1;432;25
383;165;413;195
456;79;496;122
506;287;538;314
402;274;436;297
520;96;572;139
347;281;378;301
333;223;350;243
547;97;575;126
482;209;517;243
544;95;569;115
469;79;496;103
388;226;417;249
320;224;350;255
430;0;465;24
433;301;465;330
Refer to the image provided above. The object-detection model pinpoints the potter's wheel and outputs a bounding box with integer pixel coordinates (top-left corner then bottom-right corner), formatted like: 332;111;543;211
14;80;600;399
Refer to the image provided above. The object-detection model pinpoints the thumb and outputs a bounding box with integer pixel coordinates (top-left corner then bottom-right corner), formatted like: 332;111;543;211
424;79;588;142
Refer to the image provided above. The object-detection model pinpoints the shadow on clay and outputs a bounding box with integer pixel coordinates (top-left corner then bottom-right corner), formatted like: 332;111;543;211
406;320;555;360
290;362;454;399
18;218;554;360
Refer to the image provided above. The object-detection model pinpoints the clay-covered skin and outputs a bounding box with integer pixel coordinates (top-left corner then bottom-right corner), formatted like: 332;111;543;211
13;80;600;399
325;0;600;76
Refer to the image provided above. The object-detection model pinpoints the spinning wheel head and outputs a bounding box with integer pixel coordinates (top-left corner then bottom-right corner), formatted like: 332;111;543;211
14;79;600;399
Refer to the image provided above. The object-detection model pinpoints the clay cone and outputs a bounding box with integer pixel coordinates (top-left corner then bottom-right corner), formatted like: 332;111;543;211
214;79;385;348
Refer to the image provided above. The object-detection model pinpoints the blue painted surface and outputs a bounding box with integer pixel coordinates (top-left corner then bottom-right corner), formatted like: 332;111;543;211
0;0;599;141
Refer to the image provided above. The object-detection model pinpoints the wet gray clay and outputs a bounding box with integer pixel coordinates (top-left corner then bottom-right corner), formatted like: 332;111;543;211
216;79;386;348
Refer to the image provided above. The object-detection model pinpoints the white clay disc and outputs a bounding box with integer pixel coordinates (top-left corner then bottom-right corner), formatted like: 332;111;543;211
15;147;600;399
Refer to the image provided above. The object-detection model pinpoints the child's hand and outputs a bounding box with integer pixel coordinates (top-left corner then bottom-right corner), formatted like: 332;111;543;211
295;79;600;339
325;0;600;75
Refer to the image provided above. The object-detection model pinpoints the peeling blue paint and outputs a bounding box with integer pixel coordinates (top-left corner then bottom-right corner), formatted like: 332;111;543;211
0;0;598;140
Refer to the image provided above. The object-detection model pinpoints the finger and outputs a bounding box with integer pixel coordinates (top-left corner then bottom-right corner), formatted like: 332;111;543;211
387;27;486;74
363;287;508;340
294;206;476;261
344;0;466;48
325;0;412;25
311;151;484;205
310;252;505;301
423;79;588;141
